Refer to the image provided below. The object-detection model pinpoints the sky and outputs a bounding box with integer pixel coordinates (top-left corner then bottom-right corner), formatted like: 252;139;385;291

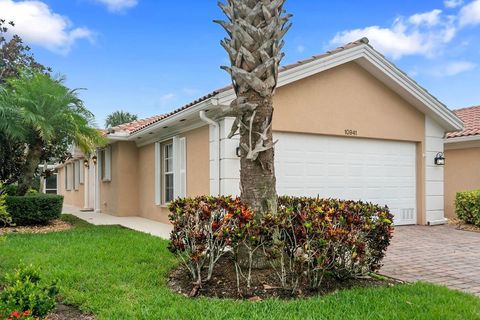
1;0;480;127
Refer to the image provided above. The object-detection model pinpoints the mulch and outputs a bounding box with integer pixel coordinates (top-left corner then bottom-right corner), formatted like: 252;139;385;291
0;220;72;235
168;256;399;300
45;303;95;320
448;218;480;233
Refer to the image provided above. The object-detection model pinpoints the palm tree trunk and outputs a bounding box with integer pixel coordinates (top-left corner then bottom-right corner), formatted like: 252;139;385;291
217;0;291;217
17;137;43;196
238;92;277;215
217;0;291;270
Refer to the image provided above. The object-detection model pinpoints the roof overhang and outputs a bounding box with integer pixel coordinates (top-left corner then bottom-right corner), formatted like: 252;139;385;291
109;98;219;146
108;42;463;143
444;135;480;150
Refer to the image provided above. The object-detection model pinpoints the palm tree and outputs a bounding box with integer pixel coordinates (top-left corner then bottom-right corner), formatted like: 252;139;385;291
105;110;138;128
216;0;291;216
0;72;105;195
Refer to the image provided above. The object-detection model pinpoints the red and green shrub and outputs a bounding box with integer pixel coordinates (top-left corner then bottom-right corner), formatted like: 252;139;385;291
168;196;394;293
168;196;254;289
0;265;58;319
0;310;34;320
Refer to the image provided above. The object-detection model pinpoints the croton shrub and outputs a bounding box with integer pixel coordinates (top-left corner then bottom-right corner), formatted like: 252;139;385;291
168;196;394;293
455;190;480;226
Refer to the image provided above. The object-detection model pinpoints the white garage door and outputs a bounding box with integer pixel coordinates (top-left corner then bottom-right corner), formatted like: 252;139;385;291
275;133;417;225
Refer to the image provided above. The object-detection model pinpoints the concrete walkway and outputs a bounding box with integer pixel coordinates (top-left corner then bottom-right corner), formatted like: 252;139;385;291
381;225;480;296
63;205;173;239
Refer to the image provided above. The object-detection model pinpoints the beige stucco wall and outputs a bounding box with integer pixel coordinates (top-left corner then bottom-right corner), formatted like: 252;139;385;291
57;164;85;208
444;146;480;218
100;141;139;216
273;62;425;142
273;61;427;224
137;126;210;223
184;126;211;197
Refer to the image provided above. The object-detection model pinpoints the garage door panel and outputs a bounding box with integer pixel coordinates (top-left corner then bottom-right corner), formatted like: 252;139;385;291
275;133;417;225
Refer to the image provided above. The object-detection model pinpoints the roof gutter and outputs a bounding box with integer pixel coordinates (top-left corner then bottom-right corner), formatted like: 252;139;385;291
124;98;218;141
444;135;480;144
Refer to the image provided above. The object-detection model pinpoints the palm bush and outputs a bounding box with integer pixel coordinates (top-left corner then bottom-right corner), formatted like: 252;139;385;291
0;72;106;195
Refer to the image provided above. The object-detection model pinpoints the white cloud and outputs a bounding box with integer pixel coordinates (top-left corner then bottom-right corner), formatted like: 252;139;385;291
445;0;464;8
459;0;480;26
443;60;477;75
330;9;456;60
296;45;305;53
0;0;93;54
93;0;138;13
409;9;442;26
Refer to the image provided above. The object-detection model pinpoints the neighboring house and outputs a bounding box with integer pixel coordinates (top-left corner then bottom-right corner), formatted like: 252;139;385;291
57;38;463;226
444;106;480;218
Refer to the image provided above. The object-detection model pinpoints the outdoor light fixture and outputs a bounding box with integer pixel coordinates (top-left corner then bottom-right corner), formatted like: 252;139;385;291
92;155;97;165
236;146;242;158
434;152;445;166
84;159;89;168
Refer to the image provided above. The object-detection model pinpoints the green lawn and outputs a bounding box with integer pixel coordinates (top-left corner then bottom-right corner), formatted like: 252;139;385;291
0;215;479;320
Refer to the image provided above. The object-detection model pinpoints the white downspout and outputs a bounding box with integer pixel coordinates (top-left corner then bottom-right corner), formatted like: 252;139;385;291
199;110;221;195
84;160;89;209
95;153;101;213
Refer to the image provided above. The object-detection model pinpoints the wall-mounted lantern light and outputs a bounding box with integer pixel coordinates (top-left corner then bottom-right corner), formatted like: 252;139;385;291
236;146;242;158
92;155;98;165
84;159;89;168
434;152;445;166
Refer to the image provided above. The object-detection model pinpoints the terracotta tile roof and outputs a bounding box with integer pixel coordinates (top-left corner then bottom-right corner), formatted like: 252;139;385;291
109;38;369;136
110;115;166;134
110;91;225;134
447;106;480;138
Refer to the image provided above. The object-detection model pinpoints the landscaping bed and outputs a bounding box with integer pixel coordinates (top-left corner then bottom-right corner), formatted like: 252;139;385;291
0;219;72;235
0;215;479;319
448;218;480;233
45;303;95;320
168;255;399;300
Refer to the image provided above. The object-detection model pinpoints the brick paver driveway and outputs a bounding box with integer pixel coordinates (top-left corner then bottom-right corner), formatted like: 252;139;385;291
381;225;480;296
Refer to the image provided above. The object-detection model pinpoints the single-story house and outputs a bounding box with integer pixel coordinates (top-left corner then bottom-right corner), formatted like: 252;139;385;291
56;38;464;226
444;106;480;218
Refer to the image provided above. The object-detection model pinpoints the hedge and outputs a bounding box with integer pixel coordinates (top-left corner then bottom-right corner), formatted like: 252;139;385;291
168;196;394;292
5;195;64;226
455;190;480;227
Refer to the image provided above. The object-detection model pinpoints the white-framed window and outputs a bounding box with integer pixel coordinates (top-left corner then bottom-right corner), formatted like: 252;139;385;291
99;145;112;182
163;143;174;204
155;137;186;205
74;161;80;190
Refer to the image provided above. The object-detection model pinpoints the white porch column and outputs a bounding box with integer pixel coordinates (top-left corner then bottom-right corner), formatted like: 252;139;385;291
425;116;446;225
218;117;241;196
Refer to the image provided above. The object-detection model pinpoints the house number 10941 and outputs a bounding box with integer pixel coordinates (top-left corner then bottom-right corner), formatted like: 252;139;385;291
345;129;358;136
